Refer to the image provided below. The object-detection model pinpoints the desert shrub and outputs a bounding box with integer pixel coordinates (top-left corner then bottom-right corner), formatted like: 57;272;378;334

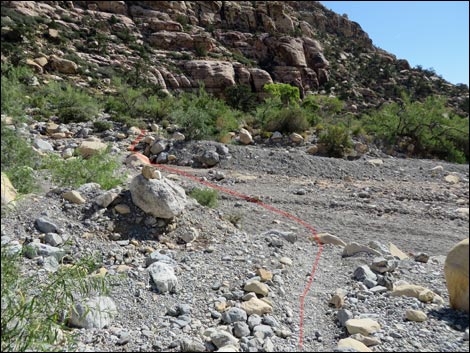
105;80;170;123
190;188;218;208
170;87;240;140
43;148;125;190
34;81;101;123
318;124;353;158
302;94;344;119
1;250;106;352
1;65;32;117
264;83;300;106
224;84;257;112
1;124;38;194
264;106;310;133
93;120;113;132
364;95;469;163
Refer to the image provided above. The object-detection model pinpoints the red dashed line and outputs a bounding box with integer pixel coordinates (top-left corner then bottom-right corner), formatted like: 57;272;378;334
129;130;323;351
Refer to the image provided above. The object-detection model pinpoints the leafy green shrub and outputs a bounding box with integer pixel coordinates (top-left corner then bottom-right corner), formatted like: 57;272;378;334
190;188;218;208
318;125;353;158
1;250;106;352
105;80;170;123
264;83;300;106
194;44;207;57
225;84;257;112
264;106;310;133
1;124;38;194
43;148;125;190
364;95;469;163
93;120;113;132
1;65;32;117
37;82;101;123
170;87;240;140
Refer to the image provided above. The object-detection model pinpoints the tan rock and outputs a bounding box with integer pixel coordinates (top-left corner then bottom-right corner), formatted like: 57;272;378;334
367;158;384;166
147;19;183;32
26;58;43;74
34;56;48;67
307;145;319;155
184;60;235;90
215;302;227;312
49;54;78;74
290;133;304;143
241;297;273;316
279;257;293;266
317;233;346;247
456;208;469;216
445;175;460;184
46;122;60;134
116;265;131;273
1;172;17;205
94;1;128;15
62;190;86;204
391;284;437;303
248;68;273;92
239;128;253;145
349;333;381;347
48;28;59;38
345;318;381;336
114;204;131;214
329;288;347;308
220;132;236;144
445;238;469;313
77;140;107;158
244;280;269;297
342;243;382;257
389;242;409;260
142;165;162;180
257;268;273;282
406;309;427;322
337;338;372;352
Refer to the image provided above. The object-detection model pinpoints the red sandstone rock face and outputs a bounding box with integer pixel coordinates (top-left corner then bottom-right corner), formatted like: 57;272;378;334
7;1;464;116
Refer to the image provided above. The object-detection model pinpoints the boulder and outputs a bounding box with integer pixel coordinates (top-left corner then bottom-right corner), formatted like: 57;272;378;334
148;261;178;293
184;60;235;90
49;55;78;74
444;238;469;313
1;173;17;205
129;174;187;219
239;128;253;145
69;296;117;329
77;140;107;158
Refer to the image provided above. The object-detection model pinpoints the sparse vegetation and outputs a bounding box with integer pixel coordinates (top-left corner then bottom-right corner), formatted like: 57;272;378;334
1;124;38;194
364;94;469;163
318;124;353;157
43;148;126;190
1;249;107;352
170;86;240;140
190;188;219;208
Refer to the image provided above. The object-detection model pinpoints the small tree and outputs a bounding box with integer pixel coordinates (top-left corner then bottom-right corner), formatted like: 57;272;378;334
264;83;300;107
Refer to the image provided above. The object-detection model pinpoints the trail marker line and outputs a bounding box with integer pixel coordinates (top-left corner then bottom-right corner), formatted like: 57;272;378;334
129;131;323;351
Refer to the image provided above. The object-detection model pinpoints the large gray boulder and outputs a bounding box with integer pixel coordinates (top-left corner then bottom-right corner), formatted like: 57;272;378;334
129;174;187;219
68;296;117;329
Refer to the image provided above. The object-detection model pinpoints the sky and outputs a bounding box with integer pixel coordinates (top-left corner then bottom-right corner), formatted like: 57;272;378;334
320;1;469;86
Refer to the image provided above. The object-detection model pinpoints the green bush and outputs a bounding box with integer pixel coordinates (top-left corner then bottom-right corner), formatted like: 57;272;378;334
190;188;218;208
1;250;106;352
105;80;170;123
1;124;38;194
1;65;32;117
265;106;310;133
225;84;257;113
170;87;240;140
36;82;101;123
318;125;353;158
364;95;469;163
43;148;125;190
255;100;309;133
93;120;113;132
264;83;300;106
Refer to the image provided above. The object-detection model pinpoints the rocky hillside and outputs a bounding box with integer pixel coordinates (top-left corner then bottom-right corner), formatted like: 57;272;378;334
1;1;468;116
